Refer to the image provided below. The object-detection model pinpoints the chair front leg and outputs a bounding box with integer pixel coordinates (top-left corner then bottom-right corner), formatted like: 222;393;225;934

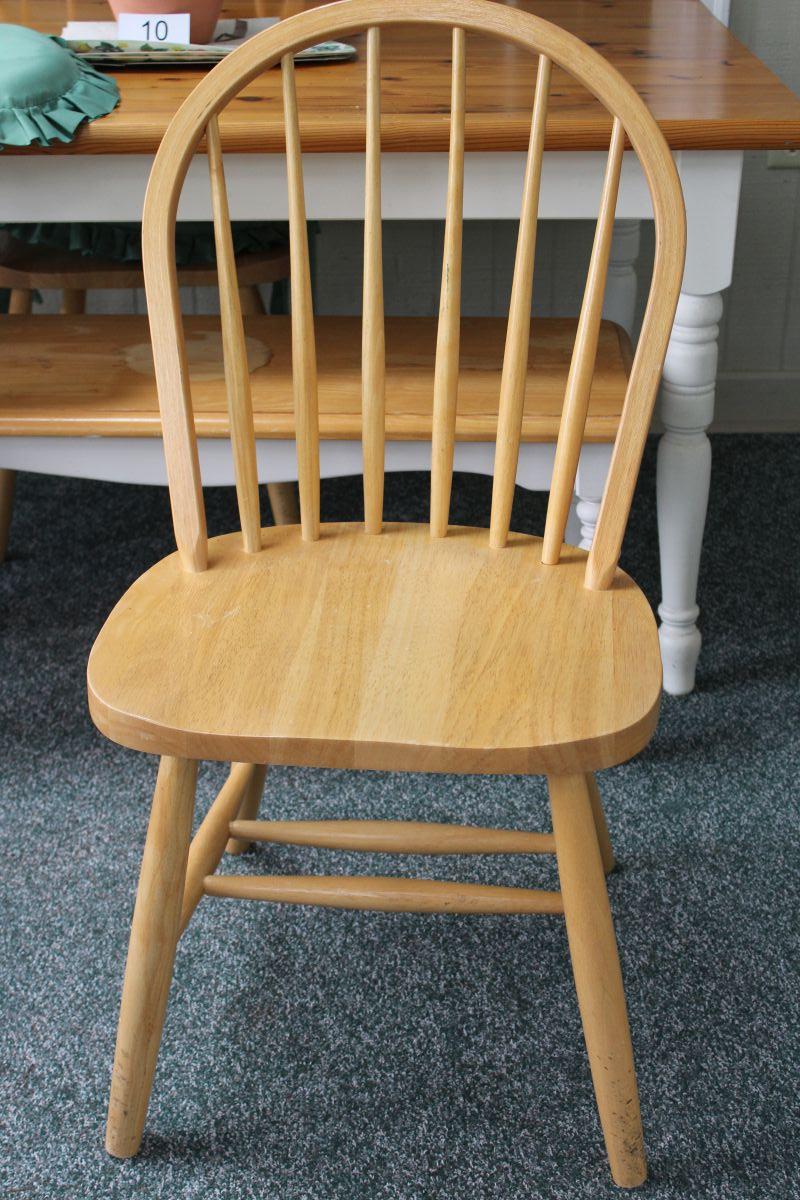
549;773;646;1188
106;756;197;1159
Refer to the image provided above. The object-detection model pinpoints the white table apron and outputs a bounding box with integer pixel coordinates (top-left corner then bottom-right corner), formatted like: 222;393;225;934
0;148;744;694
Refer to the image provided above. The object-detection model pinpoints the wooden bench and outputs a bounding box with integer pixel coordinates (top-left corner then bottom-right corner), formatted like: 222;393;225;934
0;312;630;550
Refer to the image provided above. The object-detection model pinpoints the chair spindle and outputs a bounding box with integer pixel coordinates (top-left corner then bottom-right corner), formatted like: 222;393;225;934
489;55;551;550
430;25;467;539
282;53;320;541
541;117;625;564
206;116;262;552
362;27;386;534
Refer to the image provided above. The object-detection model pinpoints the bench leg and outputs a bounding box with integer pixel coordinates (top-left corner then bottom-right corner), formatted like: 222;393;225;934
8;289;32;315
0;469;15;563
61;289;87;315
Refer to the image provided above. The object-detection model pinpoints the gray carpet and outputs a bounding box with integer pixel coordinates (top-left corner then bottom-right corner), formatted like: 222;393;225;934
0;435;798;1199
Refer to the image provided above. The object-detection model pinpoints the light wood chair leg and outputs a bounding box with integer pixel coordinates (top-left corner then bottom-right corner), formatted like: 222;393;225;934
586;772;616;874
0;468;16;562
105;756;197;1159
8;288;32;315
549;773;646;1189
225;763;268;855
60;288;87;315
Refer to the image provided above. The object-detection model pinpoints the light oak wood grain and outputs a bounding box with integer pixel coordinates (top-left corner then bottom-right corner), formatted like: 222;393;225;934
0;243;296;541
5;1;800;153
137;0;684;578
207;115;263;552
0;314;630;441
228;818;556;855
362;25;386;534
430;25;466;538
203;872;565;914
490;54;550;549
225;764;268;855
141;105;208;572
179;761;259;933
282;53;320;541
105;756;196;1159
91;3;685;1180
550;773;645;1187
542;117;625;564
586;771;616;875
88;523;662;774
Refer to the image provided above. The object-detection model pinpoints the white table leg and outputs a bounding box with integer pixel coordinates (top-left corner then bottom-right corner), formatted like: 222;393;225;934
656;290;723;695
565;499;582;547
603;218;641;336
574;444;615;551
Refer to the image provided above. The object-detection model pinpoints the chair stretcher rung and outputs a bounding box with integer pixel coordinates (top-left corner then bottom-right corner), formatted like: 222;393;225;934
203;873;564;914
227;818;555;856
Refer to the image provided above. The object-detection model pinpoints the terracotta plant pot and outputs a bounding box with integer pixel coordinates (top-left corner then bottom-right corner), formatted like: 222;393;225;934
107;0;224;45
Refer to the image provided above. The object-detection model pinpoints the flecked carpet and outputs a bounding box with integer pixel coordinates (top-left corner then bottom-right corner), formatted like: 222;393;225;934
0;435;798;1200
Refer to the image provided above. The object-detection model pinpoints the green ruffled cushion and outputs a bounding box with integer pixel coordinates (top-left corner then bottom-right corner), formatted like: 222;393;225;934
0;220;288;267
0;24;119;147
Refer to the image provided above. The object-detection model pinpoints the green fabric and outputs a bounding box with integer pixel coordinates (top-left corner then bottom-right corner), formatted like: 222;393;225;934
0;220;288;268
0;24;118;147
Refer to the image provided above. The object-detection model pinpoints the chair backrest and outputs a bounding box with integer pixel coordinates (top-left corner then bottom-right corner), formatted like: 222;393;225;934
142;0;685;589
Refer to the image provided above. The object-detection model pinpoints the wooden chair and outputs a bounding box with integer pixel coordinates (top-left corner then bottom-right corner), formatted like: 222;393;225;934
88;0;685;1185
0;233;299;555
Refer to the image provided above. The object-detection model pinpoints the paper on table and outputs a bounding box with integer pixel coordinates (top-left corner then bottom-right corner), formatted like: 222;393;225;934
60;18;355;64
61;18;280;51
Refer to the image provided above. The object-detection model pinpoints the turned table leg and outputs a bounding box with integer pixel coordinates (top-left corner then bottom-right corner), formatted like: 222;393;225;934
574;444;614;552
603;218;640;337
656;290;722;695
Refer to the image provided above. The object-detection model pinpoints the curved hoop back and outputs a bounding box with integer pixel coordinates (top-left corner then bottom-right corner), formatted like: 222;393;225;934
142;0;685;586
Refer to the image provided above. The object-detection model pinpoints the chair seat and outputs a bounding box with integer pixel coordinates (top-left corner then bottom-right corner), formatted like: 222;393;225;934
0;314;630;441
88;523;661;775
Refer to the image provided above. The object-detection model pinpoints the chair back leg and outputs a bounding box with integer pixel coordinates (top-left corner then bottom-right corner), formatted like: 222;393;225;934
549;772;646;1188
586;772;616;874
106;756;197;1158
225;763;267;855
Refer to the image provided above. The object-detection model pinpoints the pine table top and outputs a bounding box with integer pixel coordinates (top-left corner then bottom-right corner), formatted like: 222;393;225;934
3;0;800;153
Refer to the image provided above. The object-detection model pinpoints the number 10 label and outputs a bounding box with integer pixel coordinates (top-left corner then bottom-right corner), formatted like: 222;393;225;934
117;12;192;45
